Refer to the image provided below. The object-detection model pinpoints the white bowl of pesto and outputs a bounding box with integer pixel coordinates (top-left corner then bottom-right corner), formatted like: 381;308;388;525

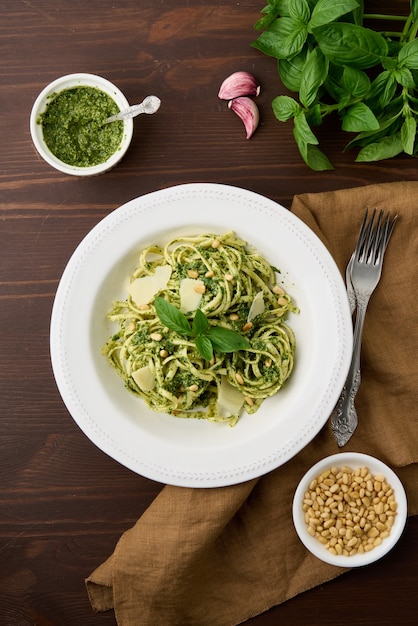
30;73;133;176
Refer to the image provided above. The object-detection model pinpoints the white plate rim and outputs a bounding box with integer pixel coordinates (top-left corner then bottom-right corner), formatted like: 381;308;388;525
50;183;353;487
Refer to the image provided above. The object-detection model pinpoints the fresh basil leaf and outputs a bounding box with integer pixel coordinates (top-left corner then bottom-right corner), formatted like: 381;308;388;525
308;0;359;32
323;72;347;107
278;50;307;91
207;327;250;353
381;56;398;71
313;23;388;69
265;0;292;18
195;334;214;361
398;38;418;69
304;144;335;170
299;47;329;107
154;297;192;337
252;17;308;59
341;102;379;132
401;116;417;155
341;66;370;98
355;132;403;161
289;0;310;22
366;71;397;113
272;95;300;121
254;1;284;30
293;130;308;161
254;14;277;30
293;110;319;145
394;67;415;89
345;116;401;149
192;308;208;335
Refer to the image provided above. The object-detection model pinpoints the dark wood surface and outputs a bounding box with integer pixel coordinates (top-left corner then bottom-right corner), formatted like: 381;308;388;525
1;1;417;624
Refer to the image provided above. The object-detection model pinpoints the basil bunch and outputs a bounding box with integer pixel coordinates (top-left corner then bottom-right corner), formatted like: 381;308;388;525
252;0;418;169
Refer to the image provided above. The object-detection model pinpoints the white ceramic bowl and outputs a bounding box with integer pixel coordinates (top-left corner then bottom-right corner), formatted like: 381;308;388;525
292;452;407;567
30;73;133;176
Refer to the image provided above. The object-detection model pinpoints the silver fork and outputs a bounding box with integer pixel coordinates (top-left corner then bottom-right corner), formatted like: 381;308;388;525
331;208;398;446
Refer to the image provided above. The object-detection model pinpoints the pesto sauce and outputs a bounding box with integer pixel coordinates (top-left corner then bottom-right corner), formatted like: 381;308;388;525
39;86;124;167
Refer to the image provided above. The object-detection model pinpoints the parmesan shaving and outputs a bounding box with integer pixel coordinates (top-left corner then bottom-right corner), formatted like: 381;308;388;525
180;278;204;313
217;376;244;417
128;265;172;306
247;290;265;322
132;365;155;392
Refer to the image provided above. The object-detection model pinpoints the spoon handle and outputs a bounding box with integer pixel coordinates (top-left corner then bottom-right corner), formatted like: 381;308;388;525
106;96;161;123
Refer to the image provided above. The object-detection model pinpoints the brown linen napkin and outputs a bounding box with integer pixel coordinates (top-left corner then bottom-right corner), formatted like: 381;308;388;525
86;181;418;626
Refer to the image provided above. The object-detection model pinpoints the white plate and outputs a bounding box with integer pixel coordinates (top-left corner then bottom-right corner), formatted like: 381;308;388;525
50;183;353;487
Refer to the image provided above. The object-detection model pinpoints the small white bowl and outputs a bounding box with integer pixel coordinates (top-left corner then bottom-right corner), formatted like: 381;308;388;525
30;73;133;176
292;452;407;567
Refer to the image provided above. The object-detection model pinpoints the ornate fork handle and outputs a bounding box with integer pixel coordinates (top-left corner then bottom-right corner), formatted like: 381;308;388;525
331;298;369;446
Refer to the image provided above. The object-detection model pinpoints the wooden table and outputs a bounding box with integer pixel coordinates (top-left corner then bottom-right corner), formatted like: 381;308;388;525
1;1;417;624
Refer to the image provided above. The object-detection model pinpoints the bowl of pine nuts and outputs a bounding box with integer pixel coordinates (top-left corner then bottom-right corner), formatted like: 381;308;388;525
292;452;407;567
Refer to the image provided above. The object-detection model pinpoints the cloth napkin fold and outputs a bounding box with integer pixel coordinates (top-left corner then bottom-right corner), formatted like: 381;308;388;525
86;181;418;626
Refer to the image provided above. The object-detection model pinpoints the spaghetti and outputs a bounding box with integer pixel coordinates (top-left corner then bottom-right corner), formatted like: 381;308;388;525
102;232;298;425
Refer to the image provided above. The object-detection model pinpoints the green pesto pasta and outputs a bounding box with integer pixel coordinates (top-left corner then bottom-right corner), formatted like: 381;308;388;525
102;231;298;425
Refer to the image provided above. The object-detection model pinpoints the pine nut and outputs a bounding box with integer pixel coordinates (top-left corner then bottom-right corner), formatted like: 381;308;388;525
235;372;244;385
242;322;253;332
211;239;220;248
159;349;169;358
194;284;206;294
273;285;285;295
224;273;234;281
229;313;239;320
150;332;162;341
205;270;215;278
301;465;398;557
188;269;199;278
188;384;199;392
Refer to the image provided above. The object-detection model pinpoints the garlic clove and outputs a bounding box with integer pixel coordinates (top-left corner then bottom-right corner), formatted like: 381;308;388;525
218;71;260;100
228;97;260;139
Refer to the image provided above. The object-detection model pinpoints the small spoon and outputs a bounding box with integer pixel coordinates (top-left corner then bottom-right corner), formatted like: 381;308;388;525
105;95;161;124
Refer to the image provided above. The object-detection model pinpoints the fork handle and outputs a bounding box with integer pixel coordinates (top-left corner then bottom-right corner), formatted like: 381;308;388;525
331;303;368;446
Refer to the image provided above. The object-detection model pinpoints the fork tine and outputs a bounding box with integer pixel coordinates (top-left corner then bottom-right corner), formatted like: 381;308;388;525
376;212;398;261
368;210;383;262
355;208;378;263
354;208;374;261
383;213;398;247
